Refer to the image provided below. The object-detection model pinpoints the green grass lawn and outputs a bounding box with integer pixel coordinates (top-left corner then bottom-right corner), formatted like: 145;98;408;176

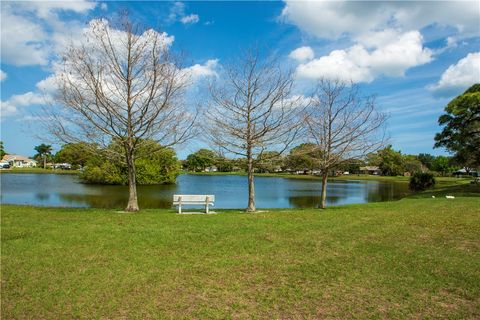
2;198;479;319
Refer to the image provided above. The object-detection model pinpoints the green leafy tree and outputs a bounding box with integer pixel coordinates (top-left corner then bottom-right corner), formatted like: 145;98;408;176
0;141;6;158
284;143;322;172
34;144;53;169
256;151;282;173
418;153;435;170
184;149;217;172
370;146;404;176
338;159;365;174
434;84;480;169
403;155;424;174
81;141;179;185
431;155;453;176
54;143;96;168
215;157;234;172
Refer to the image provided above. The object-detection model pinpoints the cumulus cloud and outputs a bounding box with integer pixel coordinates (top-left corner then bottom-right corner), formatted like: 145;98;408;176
296;30;432;83
0;1;98;66
168;2;200;25
181;14;199;25
289;46;314;62
1;9;49;66
1;19;176;118
1;91;51;117
183;59;219;80
0;70;6;82
281;0;480;39
429;52;480;97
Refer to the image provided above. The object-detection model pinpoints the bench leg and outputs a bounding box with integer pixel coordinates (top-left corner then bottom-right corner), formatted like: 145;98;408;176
205;203;209;214
178;204;182;214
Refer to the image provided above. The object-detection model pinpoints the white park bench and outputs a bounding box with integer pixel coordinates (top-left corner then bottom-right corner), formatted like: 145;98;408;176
173;195;215;214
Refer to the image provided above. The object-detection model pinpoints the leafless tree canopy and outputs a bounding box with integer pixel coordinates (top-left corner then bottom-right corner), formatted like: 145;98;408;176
304;79;387;208
206;51;302;158
306;79;386;165
47;18;195;155
205;49;303;211
44;17;196;211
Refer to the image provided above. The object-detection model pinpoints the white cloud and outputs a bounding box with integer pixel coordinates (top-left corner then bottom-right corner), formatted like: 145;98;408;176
2;19;177;117
0;70;6;82
296;30;432;83
183;59;219;80
15;1;96;18
1;92;50;117
168;2;200;25
181;14;199;25
289;46;314;62
281;1;480;40
36;74;59;94
0;9;49;66
429;52;480;97
100;3;108;11
0;1;98;66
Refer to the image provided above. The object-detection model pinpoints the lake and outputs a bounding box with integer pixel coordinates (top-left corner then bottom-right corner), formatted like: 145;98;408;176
0;173;410;209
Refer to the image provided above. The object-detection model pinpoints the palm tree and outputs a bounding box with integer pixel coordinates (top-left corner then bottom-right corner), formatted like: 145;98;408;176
34;144;52;169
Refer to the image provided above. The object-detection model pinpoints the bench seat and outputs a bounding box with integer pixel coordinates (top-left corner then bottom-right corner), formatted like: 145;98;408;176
173;195;215;214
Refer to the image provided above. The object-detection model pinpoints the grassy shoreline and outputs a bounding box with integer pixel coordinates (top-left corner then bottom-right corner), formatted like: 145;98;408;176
2;167;472;185
2;197;479;319
186;170;474;187
0;167;77;174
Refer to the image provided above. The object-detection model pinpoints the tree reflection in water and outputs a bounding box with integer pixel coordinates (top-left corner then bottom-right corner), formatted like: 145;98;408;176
2;174;410;209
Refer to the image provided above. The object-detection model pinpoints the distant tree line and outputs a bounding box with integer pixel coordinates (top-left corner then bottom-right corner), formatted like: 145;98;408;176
183;144;461;177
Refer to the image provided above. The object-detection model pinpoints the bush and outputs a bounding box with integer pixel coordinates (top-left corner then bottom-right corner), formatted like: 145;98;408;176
135;148;179;185
409;172;436;191
80;160;126;185
80;147;179;185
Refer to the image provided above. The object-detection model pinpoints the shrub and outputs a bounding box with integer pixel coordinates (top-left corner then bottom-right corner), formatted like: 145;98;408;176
80;147;179;185
409;172;436;191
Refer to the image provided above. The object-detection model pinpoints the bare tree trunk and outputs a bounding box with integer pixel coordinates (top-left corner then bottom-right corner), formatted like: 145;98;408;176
125;151;139;212
43;155;46;169
43;17;194;212
246;148;256;212
320;172;328;209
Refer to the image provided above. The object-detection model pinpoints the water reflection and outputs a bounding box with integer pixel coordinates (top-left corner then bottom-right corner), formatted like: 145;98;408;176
1;173;410;209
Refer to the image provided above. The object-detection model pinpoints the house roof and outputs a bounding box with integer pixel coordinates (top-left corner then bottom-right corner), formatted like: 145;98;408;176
2;154;37;163
360;166;380;171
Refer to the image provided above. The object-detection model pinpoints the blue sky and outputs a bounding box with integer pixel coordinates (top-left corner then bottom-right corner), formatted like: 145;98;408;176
1;1;479;159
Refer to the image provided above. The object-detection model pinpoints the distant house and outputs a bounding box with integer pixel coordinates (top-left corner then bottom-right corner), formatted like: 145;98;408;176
204;166;218;172
54;163;72;170
359;166;381;175
2;155;37;168
453;168;478;176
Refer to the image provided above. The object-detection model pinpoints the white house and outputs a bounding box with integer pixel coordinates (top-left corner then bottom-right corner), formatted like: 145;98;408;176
2;155;37;168
359;166;381;175
204;166;218;172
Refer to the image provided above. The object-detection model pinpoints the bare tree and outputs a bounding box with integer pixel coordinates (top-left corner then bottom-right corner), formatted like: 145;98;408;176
205;49;302;212
304;79;387;209
44;17;195;212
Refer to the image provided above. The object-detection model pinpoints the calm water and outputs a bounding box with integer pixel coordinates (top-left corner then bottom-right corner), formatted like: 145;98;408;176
0;173;409;209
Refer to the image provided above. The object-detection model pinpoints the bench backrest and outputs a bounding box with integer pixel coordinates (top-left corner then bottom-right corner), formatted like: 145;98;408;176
173;195;215;202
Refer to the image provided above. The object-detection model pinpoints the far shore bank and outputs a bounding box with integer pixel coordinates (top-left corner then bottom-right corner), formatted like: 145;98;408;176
2;168;474;186
185;170;473;183
0;168;77;174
